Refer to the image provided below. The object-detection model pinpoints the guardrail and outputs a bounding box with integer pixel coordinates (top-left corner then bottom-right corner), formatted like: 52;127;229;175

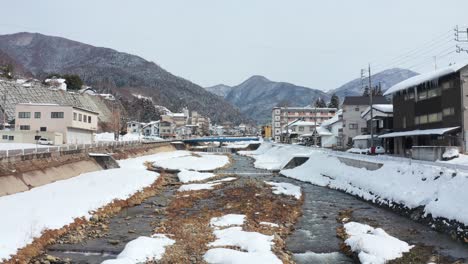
0;140;169;158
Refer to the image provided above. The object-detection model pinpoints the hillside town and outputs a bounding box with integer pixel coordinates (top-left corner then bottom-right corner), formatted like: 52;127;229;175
1;2;468;264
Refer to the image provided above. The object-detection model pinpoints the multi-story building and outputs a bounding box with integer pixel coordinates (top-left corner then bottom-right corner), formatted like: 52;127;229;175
9;103;98;144
271;106;337;142
341;96;390;147
360;104;393;152
381;62;468;156
317;109;344;149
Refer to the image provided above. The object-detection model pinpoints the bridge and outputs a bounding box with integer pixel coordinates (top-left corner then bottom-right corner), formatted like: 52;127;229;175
182;136;260;144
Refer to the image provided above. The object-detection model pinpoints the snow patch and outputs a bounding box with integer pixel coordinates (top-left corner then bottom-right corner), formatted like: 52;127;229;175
177;170;215;183
210;214;246;228
344;222;413;264
265;181;302;199
102;234;174;264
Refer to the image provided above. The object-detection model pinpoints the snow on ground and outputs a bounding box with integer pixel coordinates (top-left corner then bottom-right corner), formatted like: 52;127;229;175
102;234;174;264
259;222;279;228
204;214;281;264
246;143;468;226
177;170;215;183
178;177;237;192
239;143;313;170
95;133;164;142
438;153;468;165
265;181;302;199
152;151;230;171
0;154;160;261
210;214;246;228
344;222;413;264
223;139;262;149
0;143;48;150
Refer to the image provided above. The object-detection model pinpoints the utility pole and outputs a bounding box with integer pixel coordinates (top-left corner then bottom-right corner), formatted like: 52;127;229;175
368;64;374;148
1;94;5;130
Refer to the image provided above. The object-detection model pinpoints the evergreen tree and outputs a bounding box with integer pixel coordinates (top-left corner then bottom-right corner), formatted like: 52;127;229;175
314;97;327;108
63;74;83;90
327;93;340;109
363;86;370;97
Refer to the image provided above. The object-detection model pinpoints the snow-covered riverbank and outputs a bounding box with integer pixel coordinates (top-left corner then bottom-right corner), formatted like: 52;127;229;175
242;143;468;228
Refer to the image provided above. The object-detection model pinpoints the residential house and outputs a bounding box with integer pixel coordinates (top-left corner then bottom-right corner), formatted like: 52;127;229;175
142;121;160;137
360;104;393;152
4;103;98;144
127;121;145;135
341;96;390;147
272;106;337;142
159;121;176;139
380;62;468;157
316;109;344;148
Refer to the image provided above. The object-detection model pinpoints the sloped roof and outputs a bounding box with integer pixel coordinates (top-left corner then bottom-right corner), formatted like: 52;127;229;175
379;126;459;138
384;61;468;96
361;104;393;118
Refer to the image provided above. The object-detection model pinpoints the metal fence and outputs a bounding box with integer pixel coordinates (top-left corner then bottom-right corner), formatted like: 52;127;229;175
0;140;164;158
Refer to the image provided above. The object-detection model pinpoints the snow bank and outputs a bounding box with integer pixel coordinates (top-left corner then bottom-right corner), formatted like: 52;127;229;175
247;143;468;226
0;154;160;261
177;170;215;183
94;132;116;142
344;222;413;264
210;214;246;228
102;234;174;264
259;222;279;228
239;142;313;170
223;139;262;149
265;181;302;199
152;151;229;171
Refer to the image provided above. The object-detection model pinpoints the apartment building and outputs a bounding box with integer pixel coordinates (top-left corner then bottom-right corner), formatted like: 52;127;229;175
381;62;468;156
10;103;98;144
271;106;336;142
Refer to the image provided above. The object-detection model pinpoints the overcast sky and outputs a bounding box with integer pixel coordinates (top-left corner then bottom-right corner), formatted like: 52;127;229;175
1;0;468;91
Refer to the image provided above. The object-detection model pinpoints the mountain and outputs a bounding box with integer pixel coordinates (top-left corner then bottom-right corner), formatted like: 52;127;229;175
0;32;249;124
327;68;418;97
215;75;330;124
204;84;233;97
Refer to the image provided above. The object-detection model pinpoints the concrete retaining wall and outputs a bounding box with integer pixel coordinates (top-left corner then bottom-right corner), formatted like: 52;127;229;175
336;156;383;171
0;143;176;197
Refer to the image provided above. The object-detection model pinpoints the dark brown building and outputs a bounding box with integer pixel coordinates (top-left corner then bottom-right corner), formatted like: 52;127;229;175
381;62;468;156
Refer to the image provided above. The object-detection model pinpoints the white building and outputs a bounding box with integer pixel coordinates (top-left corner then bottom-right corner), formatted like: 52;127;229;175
316;109;344;148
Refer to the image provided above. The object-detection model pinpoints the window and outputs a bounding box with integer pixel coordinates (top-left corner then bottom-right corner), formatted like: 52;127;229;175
418;90;427;100
428;88;441;98
415;116;419;125
274;122;280;127
361;127;367;133
78;114;82;121
299;127;304;132
8;136;14;140
2;135;7;140
355;107;360;111
83;114;87;122
51;112;64;118
309;127;314;131
274;116;280;121
349;123;358;129
34;135;41;140
40;127;47;132
18;112;30;118
419;115;428;124
34;112;41;118
402;116;407;128
291;127;296;132
428;112;442;123
443;107;455;116
73;112;77;121
442;81;451;90
19;125;30;130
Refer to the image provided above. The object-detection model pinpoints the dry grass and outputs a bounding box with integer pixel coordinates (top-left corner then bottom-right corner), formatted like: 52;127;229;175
6;174;166;264
158;178;303;263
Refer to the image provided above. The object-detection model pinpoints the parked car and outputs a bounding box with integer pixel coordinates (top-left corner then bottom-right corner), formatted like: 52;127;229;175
37;138;53;145
367;146;385;155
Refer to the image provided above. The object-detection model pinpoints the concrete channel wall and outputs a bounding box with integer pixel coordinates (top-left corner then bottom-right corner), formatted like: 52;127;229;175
0;142;176;197
336;156;383;171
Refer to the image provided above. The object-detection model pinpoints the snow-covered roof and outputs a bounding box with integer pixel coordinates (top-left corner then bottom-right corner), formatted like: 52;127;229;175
290;121;316;127
320;109;343;127
316;126;333;136
17;103;60;106
379;126;459;138
384;61;468;96
361;104;393;118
